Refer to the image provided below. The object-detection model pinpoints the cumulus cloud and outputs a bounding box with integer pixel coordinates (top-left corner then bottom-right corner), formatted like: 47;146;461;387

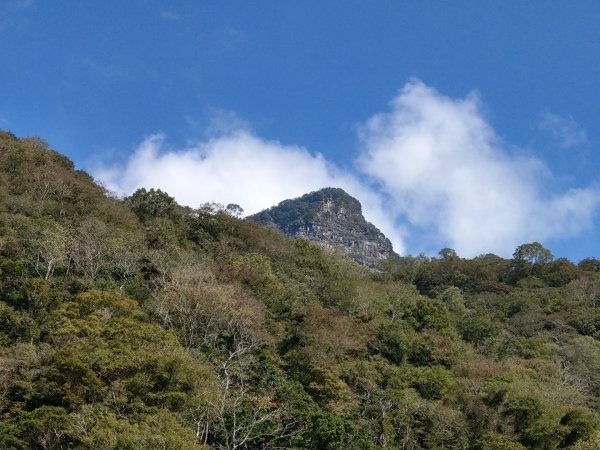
540;110;588;149
358;80;600;256
94;131;406;254
94;80;600;258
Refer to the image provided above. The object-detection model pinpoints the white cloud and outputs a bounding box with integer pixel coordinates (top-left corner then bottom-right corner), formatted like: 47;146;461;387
94;131;406;254
184;108;251;137
94;81;600;258
540;110;588;149
358;80;599;257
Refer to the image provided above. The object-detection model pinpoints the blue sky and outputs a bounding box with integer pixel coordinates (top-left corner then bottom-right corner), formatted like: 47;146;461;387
2;1;600;260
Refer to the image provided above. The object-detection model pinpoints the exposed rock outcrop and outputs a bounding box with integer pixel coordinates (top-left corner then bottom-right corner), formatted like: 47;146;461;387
249;188;397;268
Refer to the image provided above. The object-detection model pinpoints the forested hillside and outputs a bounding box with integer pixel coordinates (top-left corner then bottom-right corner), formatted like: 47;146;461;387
1;130;600;449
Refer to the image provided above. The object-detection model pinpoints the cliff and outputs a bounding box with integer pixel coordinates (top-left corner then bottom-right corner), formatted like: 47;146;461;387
249;188;397;268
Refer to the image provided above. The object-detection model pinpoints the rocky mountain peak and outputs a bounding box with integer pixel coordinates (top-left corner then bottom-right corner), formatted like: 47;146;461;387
249;187;397;268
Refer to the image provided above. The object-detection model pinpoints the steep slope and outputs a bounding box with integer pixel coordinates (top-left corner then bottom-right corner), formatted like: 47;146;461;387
1;131;600;449
249;187;397;268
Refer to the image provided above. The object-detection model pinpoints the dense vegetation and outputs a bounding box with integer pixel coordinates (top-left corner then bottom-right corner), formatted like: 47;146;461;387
1;130;600;449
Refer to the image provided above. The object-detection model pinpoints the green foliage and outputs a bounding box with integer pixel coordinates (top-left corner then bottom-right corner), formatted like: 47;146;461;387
475;433;526;449
0;406;74;449
579;258;600;272
1;131;600;448
375;253;429;284
408;296;455;335
513;242;554;264
561;409;599;447
407;365;455;400
458;311;500;345
128;187;177;222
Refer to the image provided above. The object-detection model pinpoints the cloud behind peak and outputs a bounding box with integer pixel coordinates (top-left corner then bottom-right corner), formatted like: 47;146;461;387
93;81;599;258
94;129;407;254
358;80;599;256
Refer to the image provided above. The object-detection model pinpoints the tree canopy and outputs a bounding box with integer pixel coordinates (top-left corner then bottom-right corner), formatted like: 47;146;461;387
0;131;599;449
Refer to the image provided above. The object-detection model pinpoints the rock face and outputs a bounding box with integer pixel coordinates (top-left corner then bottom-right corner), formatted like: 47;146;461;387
249;188;397;268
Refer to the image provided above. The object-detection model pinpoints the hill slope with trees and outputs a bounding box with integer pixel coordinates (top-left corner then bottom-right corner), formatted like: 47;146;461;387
1;130;600;449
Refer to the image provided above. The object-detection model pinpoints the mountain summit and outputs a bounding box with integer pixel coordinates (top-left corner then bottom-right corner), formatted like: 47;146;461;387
249;188;397;268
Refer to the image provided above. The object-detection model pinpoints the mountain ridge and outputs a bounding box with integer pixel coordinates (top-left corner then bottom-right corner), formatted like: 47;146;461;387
249;187;397;268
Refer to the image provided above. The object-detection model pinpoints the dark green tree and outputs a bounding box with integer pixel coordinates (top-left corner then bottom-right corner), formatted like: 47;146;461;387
128;188;176;222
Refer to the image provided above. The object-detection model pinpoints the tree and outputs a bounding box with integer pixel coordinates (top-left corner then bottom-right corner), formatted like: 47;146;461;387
513;242;554;265
128;188;176;222
29;222;69;280
225;203;244;219
579;258;600;272
506;242;555;285
438;248;458;260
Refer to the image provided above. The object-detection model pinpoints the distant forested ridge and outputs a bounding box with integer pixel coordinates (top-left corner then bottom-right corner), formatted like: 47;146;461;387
1;129;600;449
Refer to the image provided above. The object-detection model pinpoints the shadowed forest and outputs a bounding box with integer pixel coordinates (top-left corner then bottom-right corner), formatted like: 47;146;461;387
1;131;600;449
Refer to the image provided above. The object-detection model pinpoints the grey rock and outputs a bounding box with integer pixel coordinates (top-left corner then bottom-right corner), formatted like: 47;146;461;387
249;188;397;268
